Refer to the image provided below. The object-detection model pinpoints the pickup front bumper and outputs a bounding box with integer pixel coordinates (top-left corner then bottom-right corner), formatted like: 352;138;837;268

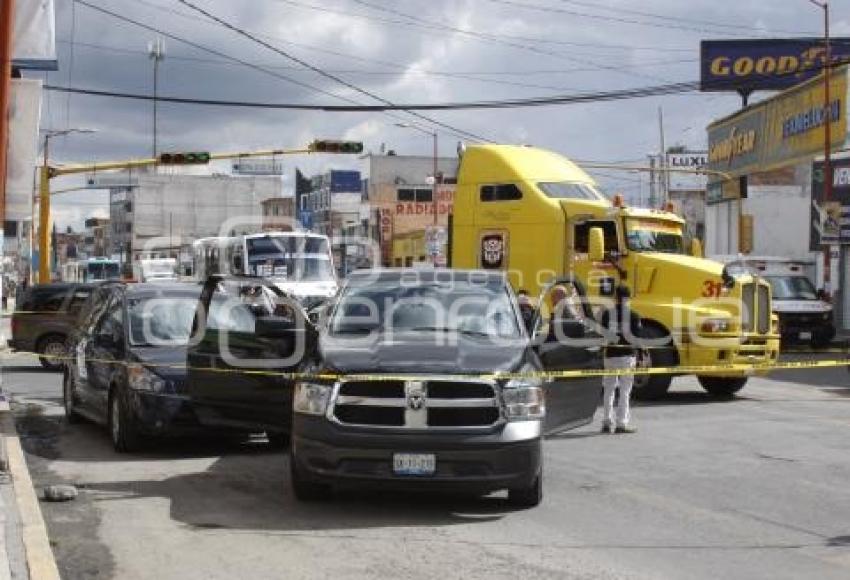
292;416;542;494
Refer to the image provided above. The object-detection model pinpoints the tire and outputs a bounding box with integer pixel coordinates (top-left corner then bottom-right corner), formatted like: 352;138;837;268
632;324;677;401
63;370;82;424
108;387;144;453
507;473;543;508
289;453;332;501
698;376;748;399
37;334;67;371
811;329;835;350
267;431;290;448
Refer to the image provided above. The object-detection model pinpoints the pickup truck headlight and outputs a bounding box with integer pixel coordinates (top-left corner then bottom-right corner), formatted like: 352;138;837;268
502;378;545;420
294;382;332;415
127;365;166;393
700;318;731;333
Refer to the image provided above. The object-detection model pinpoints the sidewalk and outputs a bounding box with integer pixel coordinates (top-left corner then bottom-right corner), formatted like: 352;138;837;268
0;394;60;580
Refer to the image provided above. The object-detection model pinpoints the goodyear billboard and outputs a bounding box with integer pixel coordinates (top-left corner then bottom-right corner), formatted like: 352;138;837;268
707;65;848;199
701;39;850;92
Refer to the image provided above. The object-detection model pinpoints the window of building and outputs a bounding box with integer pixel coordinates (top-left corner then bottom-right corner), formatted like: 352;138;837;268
397;188;432;202
480;184;522;202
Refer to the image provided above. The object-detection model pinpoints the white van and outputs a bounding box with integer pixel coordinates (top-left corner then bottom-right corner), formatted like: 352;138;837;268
133;258;179;283
713;256;834;348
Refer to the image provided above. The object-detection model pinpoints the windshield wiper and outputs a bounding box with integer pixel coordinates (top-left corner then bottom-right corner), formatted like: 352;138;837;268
409;326;492;337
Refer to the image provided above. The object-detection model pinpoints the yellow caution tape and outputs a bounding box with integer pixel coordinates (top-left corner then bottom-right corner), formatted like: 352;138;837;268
3;349;848;381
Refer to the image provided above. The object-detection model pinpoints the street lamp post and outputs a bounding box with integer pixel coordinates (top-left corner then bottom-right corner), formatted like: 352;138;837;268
148;38;166;159
37;128;97;283
810;0;833;294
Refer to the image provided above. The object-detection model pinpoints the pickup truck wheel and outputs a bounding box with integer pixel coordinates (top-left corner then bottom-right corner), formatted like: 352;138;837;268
37;334;67;370
632;325;676;401
109;387;144;453
63;370;82;424
697;376;748;399
507;473;543;508
290;454;331;501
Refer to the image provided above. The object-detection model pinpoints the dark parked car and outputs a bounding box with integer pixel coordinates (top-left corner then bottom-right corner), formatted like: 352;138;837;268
9;283;94;369
287;269;601;507
64;279;305;452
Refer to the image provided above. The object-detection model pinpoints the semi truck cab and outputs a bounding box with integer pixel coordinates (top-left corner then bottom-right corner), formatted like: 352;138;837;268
451;144;780;399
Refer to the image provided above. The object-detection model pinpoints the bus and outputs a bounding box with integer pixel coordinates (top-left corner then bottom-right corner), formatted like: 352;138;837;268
192;231;338;307
62;258;121;283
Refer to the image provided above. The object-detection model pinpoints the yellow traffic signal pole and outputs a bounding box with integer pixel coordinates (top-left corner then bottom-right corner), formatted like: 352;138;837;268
36;145;331;283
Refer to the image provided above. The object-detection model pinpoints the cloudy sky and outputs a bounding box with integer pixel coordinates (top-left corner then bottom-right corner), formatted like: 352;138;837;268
25;0;850;230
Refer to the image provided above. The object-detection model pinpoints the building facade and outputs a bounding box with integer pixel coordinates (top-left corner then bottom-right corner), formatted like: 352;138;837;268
261;197;295;231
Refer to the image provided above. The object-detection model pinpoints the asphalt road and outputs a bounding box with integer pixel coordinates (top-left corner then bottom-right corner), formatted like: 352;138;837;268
1;353;849;580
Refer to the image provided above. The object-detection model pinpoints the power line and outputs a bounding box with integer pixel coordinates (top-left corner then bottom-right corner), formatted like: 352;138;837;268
487;0;816;37
43;80;701;110
174;0;490;142
345;0;670;83
73;0;486;143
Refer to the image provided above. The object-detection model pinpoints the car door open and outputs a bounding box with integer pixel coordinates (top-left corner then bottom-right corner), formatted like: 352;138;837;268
532;276;602;436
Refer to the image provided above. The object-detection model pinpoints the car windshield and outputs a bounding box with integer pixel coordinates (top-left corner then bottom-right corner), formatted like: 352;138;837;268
246;236;334;282
765;276;818;300
330;280;521;338
625;219;685;254
538;181;606;201
128;296;198;346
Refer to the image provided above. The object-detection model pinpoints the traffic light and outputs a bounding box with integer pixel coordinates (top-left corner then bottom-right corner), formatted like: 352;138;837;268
158;151;211;165
308;140;364;154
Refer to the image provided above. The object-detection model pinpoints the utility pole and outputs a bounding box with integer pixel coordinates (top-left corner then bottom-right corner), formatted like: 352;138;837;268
148;38;166;159
658;106;666;208
0;0;16;308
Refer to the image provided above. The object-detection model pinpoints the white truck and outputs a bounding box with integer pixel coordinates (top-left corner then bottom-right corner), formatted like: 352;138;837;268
714;255;834;348
192;231;338;308
132;258;179;283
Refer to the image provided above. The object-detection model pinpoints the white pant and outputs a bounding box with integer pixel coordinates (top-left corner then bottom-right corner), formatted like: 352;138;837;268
602;355;636;428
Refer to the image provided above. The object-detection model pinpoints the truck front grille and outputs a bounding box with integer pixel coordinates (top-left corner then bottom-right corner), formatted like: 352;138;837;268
757;283;770;334
331;378;500;429
741;283;755;333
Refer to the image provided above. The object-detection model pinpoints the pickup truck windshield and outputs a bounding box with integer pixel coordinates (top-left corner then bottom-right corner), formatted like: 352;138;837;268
625;219;685;254
331;281;521;338
246;236;334;282
765;275;818;300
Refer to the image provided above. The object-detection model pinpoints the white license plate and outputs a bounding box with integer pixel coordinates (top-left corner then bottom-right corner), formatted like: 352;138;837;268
799;331;813;340
392;453;436;476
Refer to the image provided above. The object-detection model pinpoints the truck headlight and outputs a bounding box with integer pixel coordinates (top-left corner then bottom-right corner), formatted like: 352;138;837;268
127;365;166;393
823;311;832;321
294;382;332;415
700;318;730;333
503;378;545;420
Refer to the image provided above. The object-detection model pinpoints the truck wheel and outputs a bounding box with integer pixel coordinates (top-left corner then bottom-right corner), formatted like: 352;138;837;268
632;325;676;401
289;455;332;501
109;387;144;453
698;376;748;399
507;473;543;508
37;334;67;370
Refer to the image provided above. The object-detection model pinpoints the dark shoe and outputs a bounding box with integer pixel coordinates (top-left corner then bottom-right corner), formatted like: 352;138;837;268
600;423;614;434
615;425;637;434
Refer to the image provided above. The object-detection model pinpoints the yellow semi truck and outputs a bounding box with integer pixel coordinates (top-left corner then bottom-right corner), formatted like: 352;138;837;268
449;144;780;399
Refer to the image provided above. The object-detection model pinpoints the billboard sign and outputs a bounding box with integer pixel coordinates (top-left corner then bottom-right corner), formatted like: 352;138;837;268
13;0;57;70
811;158;850;247
329;170;362;193
666;152;708;191
708;66;848;189
701;38;850;93
5;79;42;221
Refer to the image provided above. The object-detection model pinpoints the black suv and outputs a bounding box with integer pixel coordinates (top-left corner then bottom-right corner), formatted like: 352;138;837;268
287;269;601;507
9;283;94;369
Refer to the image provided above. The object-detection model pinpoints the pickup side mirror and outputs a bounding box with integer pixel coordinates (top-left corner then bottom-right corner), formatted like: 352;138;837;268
690;238;703;258
588;227;605;263
255;316;297;338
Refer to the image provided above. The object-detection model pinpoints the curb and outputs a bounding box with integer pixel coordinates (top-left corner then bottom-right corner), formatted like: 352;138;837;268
0;401;61;580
